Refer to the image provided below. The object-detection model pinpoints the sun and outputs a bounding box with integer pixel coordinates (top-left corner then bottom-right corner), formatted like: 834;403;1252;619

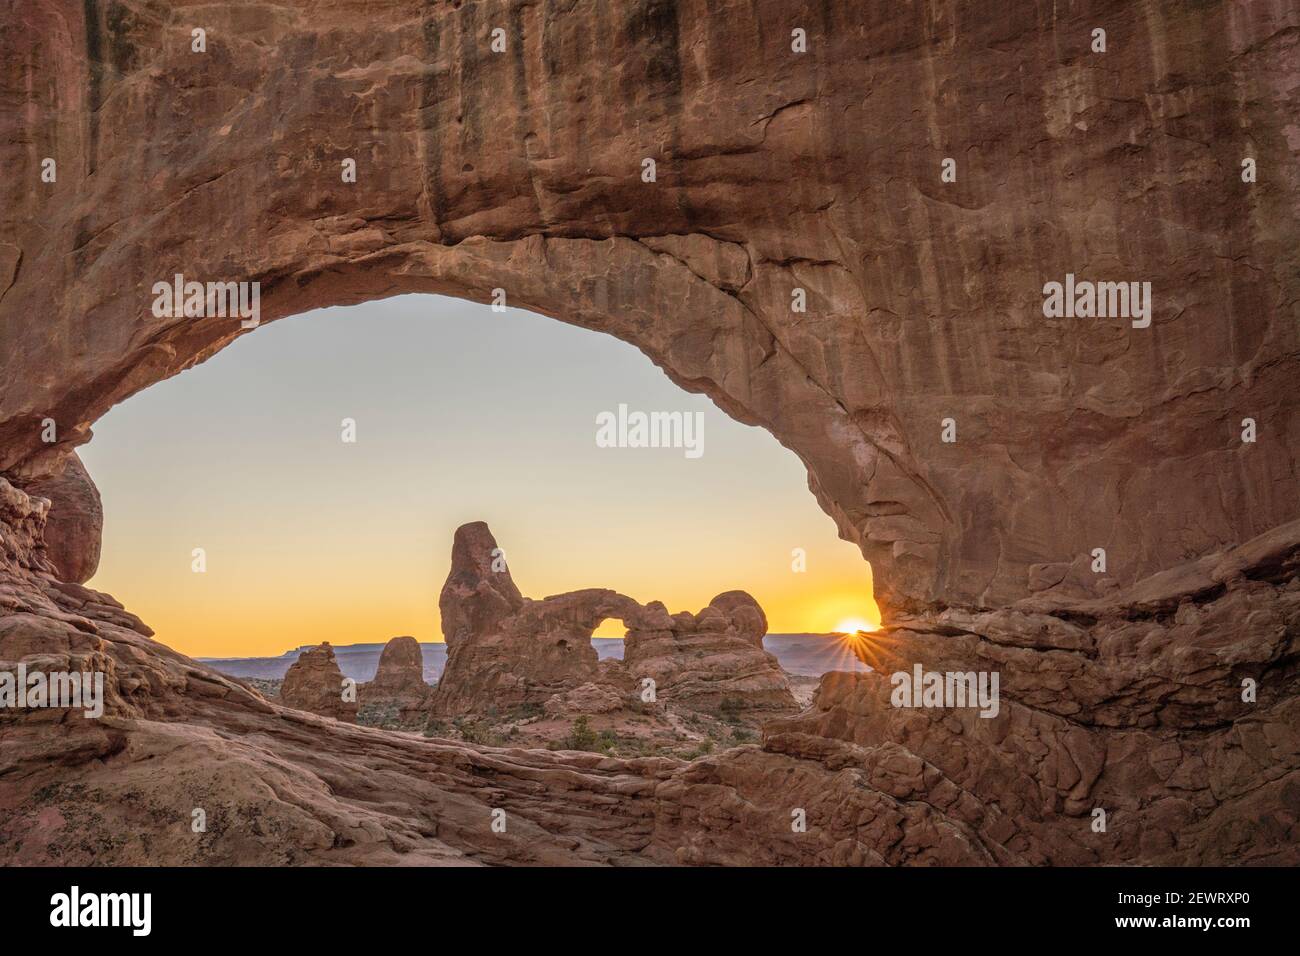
834;616;877;634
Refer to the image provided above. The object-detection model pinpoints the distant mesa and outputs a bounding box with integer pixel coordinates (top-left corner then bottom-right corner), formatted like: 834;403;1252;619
280;642;358;723
422;521;797;717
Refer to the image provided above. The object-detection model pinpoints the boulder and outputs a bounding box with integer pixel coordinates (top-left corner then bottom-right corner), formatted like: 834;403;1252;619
26;452;101;585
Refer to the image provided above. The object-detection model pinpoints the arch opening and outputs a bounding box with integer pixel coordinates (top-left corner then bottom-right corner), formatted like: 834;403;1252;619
68;293;879;672
9;234;910;617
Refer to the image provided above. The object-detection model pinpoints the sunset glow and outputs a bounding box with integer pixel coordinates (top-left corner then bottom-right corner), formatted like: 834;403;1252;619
81;296;884;657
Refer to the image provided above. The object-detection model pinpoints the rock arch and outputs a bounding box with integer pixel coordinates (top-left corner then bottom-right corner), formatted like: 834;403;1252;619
1;0;1298;868
428;521;795;715
3;0;1296;614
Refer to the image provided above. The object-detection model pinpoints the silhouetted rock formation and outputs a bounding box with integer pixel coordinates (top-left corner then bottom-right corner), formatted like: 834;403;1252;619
281;643;358;723
427;522;796;716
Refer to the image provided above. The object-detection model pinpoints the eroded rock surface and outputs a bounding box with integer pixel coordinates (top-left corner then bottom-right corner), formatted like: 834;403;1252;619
280;642;358;724
427;522;796;716
24;452;101;585
764;525;1300;865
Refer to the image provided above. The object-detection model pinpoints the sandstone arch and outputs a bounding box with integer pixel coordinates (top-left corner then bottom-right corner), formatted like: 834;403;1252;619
429;521;795;715
1;1;1298;868
4;0;1296;613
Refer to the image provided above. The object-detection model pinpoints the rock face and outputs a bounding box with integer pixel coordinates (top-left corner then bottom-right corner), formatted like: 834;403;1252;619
0;1;1297;867
280;643;358;724
428;522;796;716
762;522;1300;865
623;591;798;712
25;452;102;585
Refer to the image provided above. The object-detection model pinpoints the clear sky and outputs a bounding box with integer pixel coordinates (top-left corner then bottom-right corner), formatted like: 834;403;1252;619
80;294;880;658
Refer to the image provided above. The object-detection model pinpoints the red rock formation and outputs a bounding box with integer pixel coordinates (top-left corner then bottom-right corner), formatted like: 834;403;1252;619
765;521;1300;865
429;522;795;716
366;636;427;696
361;635;430;717
624;592;798;712
280;643;358;724
2;1;1295;613
25;452;101;585
0;473;1296;864
0;0;1296;867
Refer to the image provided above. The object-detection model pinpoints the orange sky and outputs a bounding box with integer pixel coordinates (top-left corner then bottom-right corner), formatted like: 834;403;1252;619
81;295;880;658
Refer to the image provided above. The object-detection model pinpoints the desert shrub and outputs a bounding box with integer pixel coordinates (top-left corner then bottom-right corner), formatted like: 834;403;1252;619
511;701;544;721
564;715;598;751
455;717;502;746
718;696;745;723
686;739;715;759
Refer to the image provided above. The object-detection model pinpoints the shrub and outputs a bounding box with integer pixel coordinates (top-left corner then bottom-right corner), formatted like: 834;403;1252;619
718;696;745;723
565;715;597;751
